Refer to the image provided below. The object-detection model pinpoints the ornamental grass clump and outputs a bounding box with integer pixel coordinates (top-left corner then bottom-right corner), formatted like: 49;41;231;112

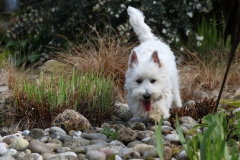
12;70;116;129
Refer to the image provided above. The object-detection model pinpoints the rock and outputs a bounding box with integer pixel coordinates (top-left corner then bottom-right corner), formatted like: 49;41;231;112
49;126;67;136
136;130;154;140
233;107;240;113
121;148;140;159
234;89;240;99
28;128;46;139
180;126;189;135
0;136;2;142
41;60;72;76
142;147;158;157
180;116;198;125
22;130;30;136
0;143;7;155
0;86;8;93
130;122;146;131
99;147;115;159
9;138;29;151
82;133;107;141
161;125;174;132
177;150;190;160
163;121;172;126
63;138;90;148
114;102;129;115
101;123;110;128
164;134;180;143
184;100;196;108
41;153;58;160
130;117;148;125
117;127;136;143
133;143;155;155
58;151;77;157
181;123;194;130
28;139;53;154
85;150;106;160
119;111;133;121
163;146;172;160
193;91;209;100
25;153;43;160
0;91;14;128
0;155;15;160
127;141;142;148
51;109;91;132
57;147;71;153
73;131;82;137
39;136;51;143
113;124;125;131
8;148;17;155
46;143;62;151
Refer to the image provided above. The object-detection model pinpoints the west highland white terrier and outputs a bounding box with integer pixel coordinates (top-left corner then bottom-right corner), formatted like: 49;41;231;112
125;6;182;122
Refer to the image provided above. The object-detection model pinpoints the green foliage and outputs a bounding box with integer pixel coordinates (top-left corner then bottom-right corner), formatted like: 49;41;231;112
155;116;164;160
4;0;212;66
221;99;240;108
175;113;240;160
193;15;230;61
13;70;116;129
101;127;118;141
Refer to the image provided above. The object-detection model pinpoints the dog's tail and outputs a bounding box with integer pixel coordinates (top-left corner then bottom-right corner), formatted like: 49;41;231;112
127;6;156;43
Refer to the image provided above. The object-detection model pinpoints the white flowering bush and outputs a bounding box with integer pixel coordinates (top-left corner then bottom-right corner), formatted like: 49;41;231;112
5;0;212;66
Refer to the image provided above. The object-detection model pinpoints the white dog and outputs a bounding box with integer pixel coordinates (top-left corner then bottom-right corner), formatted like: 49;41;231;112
125;6;182;122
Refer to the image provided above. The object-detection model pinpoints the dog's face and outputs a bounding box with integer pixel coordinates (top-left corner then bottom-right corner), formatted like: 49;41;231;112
125;50;169;112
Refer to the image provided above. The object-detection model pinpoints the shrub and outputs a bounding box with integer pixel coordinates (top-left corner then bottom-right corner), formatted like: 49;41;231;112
11;70;116;129
4;0;213;66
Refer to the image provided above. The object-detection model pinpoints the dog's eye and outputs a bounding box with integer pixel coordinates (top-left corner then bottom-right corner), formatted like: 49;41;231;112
150;79;156;83
136;79;143;84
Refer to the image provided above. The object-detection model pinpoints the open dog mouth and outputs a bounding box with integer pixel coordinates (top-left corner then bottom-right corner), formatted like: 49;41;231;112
142;100;152;111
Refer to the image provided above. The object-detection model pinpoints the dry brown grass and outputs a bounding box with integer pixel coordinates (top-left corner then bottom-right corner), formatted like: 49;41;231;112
179;48;240;102
58;30;135;102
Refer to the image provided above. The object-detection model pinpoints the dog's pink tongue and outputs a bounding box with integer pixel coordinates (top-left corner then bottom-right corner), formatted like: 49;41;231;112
142;101;151;111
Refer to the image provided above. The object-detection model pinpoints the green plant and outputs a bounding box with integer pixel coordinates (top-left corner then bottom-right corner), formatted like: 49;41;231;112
155;116;164;160
101;127;118;141
12;69;116;129
193;15;230;61
175;113;240;160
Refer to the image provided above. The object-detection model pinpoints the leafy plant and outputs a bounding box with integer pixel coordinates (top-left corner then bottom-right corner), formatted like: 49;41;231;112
101;127;118;141
155;116;164;160
12;70;116;129
175;113;240;160
194;15;230;61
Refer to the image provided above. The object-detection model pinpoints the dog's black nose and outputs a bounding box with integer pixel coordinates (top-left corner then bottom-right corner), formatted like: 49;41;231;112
143;93;151;100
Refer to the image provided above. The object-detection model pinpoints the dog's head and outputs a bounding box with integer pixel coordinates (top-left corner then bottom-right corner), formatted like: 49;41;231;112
125;50;169;112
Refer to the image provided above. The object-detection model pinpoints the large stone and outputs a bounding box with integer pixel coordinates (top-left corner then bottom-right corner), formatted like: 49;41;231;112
130;122;146;131
117;127;136;143
85;150;106;160
9;138;29;151
28;128;46;139
0;143;7;155
51;109;91;132
28;139;53;154
234;88;240;99
41;60;72;76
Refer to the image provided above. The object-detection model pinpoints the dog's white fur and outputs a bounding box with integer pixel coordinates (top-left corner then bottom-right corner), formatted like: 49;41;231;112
125;6;182;121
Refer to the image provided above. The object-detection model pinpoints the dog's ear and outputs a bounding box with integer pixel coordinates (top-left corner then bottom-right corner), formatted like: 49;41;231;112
151;51;161;67
129;50;138;68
